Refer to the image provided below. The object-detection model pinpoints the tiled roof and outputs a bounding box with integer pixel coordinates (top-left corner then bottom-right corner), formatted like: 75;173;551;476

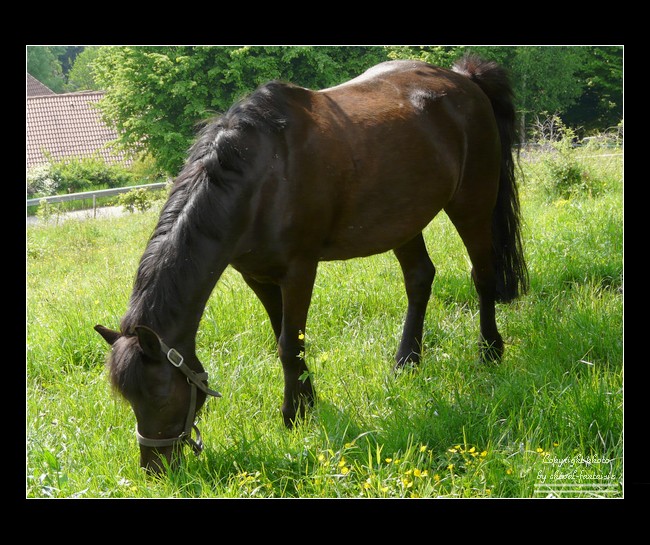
26;89;130;169
27;73;54;97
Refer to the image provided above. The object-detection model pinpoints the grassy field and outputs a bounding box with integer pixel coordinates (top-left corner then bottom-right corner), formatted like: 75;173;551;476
26;148;623;498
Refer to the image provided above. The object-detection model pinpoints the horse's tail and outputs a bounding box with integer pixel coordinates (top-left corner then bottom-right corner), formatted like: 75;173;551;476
452;55;529;302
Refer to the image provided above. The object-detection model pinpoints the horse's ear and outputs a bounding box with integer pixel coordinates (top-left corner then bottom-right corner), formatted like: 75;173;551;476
94;325;121;346
134;325;162;361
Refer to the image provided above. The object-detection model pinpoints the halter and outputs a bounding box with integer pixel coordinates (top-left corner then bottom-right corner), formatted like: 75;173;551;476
135;336;221;456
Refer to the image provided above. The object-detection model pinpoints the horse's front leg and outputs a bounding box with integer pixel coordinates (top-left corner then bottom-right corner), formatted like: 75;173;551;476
278;260;318;428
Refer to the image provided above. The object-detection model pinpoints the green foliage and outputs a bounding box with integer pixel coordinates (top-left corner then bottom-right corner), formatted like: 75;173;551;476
564;47;623;132
27;46;66;92
66;46;103;91
386;46;461;67
26;148;622;497
34;197;63;224
114;187;162;214
535;114;584;198
528;114;620;199
27;163;62;198
128;152;167;185
27;157;134;198
508;47;587;119
27;46;86;92
543;152;585;199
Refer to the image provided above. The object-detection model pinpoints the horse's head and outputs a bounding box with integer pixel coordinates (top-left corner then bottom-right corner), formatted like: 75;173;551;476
94;324;221;475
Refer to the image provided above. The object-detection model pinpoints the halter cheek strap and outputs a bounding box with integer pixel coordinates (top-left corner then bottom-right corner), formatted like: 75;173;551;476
135;336;221;456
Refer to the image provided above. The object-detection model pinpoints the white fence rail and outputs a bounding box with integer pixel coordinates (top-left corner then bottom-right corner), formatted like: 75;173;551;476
26;182;168;209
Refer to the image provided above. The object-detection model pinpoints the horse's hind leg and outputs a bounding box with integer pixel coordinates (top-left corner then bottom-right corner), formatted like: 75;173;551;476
446;213;504;362
393;233;436;369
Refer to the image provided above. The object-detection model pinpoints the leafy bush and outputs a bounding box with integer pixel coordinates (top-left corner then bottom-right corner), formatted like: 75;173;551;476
27;164;62;198
542;147;586;199
128;153;167;185
52;157;134;193
114;187;157;213
532;114;600;199
34;197;64;224
27;156;135;198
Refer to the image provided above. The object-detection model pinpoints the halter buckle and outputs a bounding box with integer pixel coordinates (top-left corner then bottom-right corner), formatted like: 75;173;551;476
166;347;184;367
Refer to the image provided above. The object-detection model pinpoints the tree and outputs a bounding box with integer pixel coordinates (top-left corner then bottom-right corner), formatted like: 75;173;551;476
59;47;85;83
67;47;104;91
503;46;587;139
563;46;623;133
386;45;462;67
27;46;66;92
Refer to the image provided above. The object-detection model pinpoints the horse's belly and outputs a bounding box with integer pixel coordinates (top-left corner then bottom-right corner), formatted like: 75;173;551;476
318;208;440;261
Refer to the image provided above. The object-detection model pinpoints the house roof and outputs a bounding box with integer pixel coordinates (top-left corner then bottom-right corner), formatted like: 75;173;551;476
27;73;54;97
26;86;130;169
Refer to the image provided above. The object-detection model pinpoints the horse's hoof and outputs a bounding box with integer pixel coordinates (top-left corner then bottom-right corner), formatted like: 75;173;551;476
394;351;421;372
479;338;504;363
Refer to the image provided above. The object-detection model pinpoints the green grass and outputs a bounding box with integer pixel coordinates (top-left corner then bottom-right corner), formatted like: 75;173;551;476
26;150;623;498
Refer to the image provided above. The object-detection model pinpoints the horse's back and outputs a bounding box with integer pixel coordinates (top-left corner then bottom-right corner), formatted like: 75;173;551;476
297;61;499;259
233;59;502;270
320;59;487;111
323;59;455;92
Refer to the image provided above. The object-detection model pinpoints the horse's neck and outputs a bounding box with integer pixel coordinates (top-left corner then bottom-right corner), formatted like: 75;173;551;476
122;175;250;346
125;242;231;348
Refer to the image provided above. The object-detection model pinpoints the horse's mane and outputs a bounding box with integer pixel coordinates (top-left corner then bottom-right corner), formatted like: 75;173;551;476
119;81;291;338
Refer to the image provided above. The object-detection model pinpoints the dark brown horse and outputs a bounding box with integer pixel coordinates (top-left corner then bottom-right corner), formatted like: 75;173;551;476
95;56;528;474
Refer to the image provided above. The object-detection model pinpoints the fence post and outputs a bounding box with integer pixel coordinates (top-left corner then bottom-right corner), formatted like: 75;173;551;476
93;194;97;218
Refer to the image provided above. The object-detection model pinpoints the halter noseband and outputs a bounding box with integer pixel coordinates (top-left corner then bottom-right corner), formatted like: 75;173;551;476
135;336;221;456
